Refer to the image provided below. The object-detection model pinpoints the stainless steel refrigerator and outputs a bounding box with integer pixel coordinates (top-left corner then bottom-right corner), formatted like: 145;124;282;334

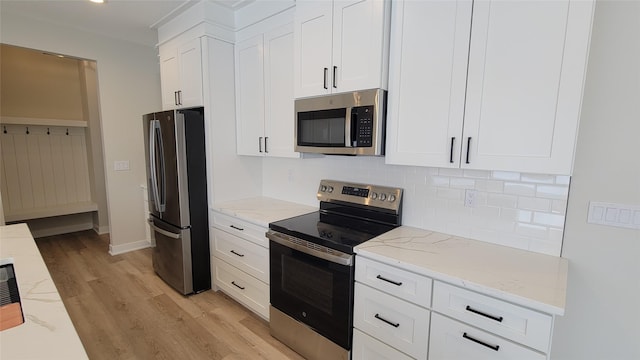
142;107;210;295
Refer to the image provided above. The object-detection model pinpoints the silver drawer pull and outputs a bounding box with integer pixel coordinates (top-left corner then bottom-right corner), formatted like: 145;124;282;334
376;274;402;286
465;305;504;322
231;281;245;290
230;250;245;257
230;225;244;231
374;313;399;328
462;332;500;351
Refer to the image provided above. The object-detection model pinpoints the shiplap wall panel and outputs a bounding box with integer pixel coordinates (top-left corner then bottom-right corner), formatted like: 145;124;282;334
1;125;92;216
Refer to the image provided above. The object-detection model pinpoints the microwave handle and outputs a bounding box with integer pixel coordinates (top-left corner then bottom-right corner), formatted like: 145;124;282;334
344;107;353;147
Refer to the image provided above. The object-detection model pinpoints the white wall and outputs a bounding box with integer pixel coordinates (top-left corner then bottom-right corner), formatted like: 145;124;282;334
551;1;640;358
0;11;161;252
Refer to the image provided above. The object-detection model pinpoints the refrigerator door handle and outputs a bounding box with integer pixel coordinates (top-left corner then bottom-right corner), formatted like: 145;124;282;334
151;120;166;212
148;219;182;239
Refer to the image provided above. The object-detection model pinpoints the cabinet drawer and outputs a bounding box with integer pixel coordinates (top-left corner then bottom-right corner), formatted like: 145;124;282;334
355;256;432;307
212;212;268;247
212;258;269;320
354;283;429;359
432;281;552;352
211;228;269;283
429;313;546;360
352;328;413;360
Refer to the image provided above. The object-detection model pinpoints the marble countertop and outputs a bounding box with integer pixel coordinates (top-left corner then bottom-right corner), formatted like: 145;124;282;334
0;223;88;359
212;197;317;228
355;226;568;315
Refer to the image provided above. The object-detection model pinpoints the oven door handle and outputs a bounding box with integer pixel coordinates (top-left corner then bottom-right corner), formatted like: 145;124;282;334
266;230;353;266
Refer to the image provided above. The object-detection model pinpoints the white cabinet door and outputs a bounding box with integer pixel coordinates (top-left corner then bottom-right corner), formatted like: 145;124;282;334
264;23;298;158
235;34;266;156
177;38;203;108
429;313;546;360
385;0;472;167
294;0;390;98
159;47;179;110
461;0;593;174
332;0;390;93
294;0;333;98
159;38;204;110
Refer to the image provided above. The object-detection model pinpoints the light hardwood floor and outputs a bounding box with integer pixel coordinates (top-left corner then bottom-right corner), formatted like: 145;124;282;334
36;230;304;360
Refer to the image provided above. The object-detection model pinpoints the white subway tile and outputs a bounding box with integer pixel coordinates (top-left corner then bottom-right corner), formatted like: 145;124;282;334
552;199;568;214
516;223;549;239
491;171;521;181
549;228;564;243
528;239;562;256
436;188;463;200
518;196;551;211
463;169;491;179
450;177;475;189
487;193;518;208
439;168;464;177
415;185;437;200
533;212;566;228
472;206;500;218
536;185;569;200
504;182;536;196
501;208;532;222
555;175;571;185
430;175;450;187
475;180;504;193
521;173;555;184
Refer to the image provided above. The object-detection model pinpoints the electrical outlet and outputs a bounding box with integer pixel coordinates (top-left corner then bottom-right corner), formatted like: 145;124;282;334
114;160;130;171
464;189;478;208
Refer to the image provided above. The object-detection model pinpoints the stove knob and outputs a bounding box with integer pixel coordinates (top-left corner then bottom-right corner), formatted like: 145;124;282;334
371;192;378;200
327;186;334;193
388;194;396;202
327;232;333;239
379;193;387;201
320;185;327;192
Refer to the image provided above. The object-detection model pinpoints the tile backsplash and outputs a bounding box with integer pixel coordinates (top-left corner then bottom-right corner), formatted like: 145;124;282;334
263;156;570;256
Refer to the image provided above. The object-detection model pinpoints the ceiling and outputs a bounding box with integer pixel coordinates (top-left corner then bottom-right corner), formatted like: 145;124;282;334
0;0;254;47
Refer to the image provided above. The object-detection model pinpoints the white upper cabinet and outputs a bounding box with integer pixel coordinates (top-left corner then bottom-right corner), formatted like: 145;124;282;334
385;0;472;168
159;37;204;110
386;0;594;175
235;17;299;158
294;0;391;98
235;34;265;156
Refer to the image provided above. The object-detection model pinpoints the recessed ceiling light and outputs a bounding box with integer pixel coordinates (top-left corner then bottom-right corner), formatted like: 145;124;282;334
90;0;105;4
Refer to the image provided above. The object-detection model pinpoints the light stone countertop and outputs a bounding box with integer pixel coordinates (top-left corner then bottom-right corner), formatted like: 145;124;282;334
0;223;88;359
212;196;317;228
355;226;569;315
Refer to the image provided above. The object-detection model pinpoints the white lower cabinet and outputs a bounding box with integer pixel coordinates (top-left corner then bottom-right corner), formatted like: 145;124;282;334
210;211;270;320
212;258;269;319
352;329;413;360
353;256;558;360
429;313;546;360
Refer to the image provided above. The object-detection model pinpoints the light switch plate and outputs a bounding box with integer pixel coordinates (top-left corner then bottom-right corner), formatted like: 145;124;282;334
114;160;130;171
587;201;640;230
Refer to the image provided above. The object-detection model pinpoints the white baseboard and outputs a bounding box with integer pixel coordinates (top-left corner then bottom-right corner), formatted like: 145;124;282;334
108;239;152;256
93;225;110;235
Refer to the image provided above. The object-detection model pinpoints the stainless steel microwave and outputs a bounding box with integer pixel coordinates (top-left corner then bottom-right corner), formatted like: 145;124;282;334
294;89;387;156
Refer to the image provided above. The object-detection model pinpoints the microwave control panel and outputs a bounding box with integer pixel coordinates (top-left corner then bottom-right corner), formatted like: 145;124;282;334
352;105;374;147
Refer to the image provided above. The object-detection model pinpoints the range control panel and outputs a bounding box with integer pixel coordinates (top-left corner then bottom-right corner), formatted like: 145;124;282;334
317;179;403;213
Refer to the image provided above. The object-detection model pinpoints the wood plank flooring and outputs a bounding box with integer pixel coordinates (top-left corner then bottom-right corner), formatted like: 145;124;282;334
36;230;304;360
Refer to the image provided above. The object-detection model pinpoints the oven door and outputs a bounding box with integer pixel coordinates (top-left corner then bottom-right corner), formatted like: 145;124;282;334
268;233;354;350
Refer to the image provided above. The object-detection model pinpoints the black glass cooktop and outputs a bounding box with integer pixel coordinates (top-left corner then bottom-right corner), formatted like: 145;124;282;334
268;211;397;254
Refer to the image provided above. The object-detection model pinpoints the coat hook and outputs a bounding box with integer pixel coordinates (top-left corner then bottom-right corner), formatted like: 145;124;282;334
47;128;50;135
66;128;69;135
3;126;6;134
26;127;30;135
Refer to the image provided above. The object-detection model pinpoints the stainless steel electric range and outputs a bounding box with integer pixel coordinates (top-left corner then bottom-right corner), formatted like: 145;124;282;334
266;179;403;360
